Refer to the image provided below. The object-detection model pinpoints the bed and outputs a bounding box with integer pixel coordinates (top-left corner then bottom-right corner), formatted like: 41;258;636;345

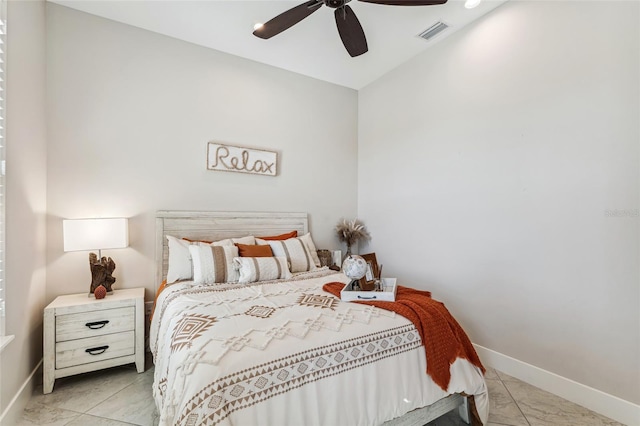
150;211;489;426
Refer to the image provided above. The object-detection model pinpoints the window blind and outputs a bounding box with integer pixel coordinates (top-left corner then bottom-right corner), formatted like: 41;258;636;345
0;0;7;339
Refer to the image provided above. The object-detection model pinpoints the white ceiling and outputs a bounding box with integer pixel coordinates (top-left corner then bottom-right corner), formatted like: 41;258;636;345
48;0;507;90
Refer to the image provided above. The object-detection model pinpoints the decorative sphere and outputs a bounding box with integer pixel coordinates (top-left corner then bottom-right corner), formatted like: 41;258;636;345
94;285;107;299
342;255;367;280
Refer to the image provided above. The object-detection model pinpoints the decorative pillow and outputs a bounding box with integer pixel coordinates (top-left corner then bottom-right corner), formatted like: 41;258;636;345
189;244;240;284
256;237;317;273
236;243;273;257
166;235;197;283
299;232;321;267
234;257;292;284
257;231;297;241
232;236;256;245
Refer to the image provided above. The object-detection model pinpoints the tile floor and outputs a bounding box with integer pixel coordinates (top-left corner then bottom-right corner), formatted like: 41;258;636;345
426;368;623;426
16;358;623;426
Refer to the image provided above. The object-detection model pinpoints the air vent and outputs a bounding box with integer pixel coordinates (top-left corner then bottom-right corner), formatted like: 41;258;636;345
417;21;449;41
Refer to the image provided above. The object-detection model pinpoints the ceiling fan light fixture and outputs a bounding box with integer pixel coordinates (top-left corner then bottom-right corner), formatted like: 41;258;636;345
464;0;481;9
253;23;264;31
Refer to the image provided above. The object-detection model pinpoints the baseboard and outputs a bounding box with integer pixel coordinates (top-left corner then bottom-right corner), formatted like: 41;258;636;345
0;358;42;425
473;344;640;426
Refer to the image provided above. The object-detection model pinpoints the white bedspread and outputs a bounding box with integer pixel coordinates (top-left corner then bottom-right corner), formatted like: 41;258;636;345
150;269;488;426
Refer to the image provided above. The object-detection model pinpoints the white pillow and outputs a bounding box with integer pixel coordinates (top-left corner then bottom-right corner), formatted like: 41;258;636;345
299;233;321;267
189;244;240;285
216;235;256;246
166;235;192;284
234;257;292;284
256;237;317;273
165;235;236;284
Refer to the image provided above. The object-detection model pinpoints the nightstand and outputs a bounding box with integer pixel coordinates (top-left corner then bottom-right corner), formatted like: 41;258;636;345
43;288;145;394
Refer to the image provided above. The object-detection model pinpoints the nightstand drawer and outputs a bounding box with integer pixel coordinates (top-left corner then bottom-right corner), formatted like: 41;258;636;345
56;307;135;342
55;331;135;369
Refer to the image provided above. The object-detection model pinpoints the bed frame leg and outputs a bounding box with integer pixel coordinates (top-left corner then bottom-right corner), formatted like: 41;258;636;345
458;396;471;424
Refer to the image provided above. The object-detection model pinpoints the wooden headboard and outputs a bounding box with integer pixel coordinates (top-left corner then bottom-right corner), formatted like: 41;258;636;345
155;211;308;291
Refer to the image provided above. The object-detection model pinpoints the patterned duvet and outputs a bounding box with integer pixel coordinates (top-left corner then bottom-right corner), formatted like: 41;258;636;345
150;269;489;426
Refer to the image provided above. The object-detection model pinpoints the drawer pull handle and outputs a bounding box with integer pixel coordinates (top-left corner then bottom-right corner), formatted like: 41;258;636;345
85;320;110;329
357;295;377;300
85;345;109;355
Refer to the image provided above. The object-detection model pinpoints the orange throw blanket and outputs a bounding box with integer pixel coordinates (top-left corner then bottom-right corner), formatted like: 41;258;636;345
323;282;485;391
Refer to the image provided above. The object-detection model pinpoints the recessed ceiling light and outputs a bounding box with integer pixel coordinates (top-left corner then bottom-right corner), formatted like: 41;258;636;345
465;0;481;9
253;23;264;31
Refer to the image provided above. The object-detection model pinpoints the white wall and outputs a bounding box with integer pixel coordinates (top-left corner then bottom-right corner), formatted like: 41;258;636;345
358;0;639;406
45;4;358;301
1;0;47;421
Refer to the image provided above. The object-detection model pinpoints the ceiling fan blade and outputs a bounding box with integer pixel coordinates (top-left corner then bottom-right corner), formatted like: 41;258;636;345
253;1;322;39
358;0;447;5
335;5;368;57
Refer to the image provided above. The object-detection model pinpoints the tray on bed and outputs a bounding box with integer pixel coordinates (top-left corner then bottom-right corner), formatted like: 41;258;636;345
341;278;397;302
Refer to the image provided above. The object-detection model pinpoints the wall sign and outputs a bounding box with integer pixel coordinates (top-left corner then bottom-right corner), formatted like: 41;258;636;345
207;142;278;177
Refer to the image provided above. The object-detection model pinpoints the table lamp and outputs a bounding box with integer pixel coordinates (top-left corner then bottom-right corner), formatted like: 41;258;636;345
63;218;129;296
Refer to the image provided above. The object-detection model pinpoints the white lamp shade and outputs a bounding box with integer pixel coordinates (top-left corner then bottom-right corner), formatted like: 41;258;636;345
63;218;129;252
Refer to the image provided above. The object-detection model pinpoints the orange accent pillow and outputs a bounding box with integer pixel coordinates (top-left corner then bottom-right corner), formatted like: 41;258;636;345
235;243;273;257
258;230;298;240
150;279;167;322
182;237;213;244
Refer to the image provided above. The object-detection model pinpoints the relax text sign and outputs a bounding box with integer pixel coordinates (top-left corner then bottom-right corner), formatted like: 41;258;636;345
207;143;278;177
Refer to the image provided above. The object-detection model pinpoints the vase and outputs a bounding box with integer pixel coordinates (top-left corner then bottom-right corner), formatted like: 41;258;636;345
343;245;352;262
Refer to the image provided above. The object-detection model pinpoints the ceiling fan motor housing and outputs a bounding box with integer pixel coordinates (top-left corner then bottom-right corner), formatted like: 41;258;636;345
325;0;350;9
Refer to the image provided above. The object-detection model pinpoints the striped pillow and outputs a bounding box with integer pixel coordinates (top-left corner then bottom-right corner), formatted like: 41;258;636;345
188;244;239;284
234;257;292;284
256;237;317;273
299;233;321;267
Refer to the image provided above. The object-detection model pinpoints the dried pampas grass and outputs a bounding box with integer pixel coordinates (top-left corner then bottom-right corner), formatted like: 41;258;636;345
335;218;371;248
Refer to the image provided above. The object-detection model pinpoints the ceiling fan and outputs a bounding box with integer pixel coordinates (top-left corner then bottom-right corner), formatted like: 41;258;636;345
253;0;448;58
